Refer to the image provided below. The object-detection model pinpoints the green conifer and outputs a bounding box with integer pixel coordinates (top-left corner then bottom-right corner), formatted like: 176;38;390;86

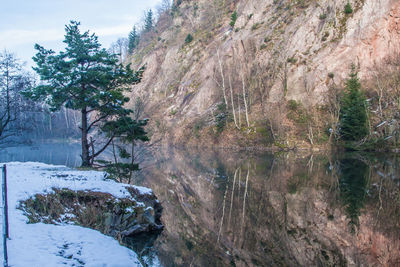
230;11;237;27
144;10;153;32
24;21;144;166
128;26;139;54
339;65;368;141
344;2;353;14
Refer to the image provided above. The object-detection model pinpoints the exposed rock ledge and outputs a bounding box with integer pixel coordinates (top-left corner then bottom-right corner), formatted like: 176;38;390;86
19;186;164;239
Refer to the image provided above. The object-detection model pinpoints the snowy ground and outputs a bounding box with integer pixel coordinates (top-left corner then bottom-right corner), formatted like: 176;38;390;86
0;162;152;266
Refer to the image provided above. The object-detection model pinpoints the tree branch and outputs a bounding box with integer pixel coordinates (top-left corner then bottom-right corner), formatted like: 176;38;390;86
87;114;110;132
90;135;115;159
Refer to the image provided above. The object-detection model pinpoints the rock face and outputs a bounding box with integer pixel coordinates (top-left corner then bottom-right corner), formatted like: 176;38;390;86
19;187;163;239
128;0;400;148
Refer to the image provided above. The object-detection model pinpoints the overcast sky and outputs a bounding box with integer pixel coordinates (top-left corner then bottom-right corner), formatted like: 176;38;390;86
0;0;162;69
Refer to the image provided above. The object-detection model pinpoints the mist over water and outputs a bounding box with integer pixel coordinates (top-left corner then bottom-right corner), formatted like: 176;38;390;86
0;142;82;167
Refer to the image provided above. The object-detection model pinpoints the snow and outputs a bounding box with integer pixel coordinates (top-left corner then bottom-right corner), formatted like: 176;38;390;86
132;185;153;195
0;162;152;266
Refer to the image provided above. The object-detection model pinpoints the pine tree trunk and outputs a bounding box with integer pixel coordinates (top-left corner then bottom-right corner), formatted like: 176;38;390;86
81;108;90;167
129;140;135;184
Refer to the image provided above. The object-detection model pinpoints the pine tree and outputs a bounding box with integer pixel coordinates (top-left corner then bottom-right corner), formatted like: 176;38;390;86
184;33;193;44
101;117;149;182
128;26;139;54
344;2;353;14
24;21;144;167
339;65;368;141
144;9;153;32
230;11;237;27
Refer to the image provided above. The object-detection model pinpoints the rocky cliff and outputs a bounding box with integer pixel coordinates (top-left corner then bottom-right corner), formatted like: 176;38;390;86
129;0;400;148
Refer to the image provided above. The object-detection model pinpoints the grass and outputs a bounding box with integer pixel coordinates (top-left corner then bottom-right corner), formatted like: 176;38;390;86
251;23;261;31
169;109;178;116
287;100;311;124
19;188;140;235
287;57;297;64
288;99;300;111
193;120;205;138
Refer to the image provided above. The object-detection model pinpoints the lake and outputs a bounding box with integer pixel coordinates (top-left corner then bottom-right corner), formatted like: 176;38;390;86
1;143;399;266
0;142;82;167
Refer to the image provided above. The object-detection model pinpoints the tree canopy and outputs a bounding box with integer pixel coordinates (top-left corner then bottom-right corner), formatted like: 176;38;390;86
24;21;144;166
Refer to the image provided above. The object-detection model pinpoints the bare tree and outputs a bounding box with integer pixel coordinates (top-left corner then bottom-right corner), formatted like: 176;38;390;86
364;52;400;142
237;93;242;127
240;70;250;128
217;49;228;106
132;97;146;121
0;51;26;141
228;74;239;129
156;0;172;15
236;41;252;128
109;38;128;63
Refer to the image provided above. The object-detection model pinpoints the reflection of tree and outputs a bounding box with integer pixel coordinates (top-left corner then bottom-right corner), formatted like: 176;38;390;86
137;148;400;266
339;157;369;232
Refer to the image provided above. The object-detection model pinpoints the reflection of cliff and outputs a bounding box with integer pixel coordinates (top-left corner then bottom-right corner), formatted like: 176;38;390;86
133;149;400;266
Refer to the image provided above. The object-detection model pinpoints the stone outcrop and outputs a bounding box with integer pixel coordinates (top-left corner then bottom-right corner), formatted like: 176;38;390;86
19;187;163;239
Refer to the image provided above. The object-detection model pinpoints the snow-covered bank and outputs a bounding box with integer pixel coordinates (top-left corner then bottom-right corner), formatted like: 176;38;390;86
1;162;156;266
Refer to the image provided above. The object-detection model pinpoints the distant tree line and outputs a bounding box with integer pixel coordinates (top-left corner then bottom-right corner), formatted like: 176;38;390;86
0;51;79;145
109;0;173;62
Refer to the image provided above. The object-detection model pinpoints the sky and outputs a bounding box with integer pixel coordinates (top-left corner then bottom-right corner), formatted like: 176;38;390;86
0;0;162;69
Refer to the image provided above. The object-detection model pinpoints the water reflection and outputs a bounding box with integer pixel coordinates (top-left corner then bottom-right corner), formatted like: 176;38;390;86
0;142;82;167
0;142;127;168
134;149;400;267
123;231;162;266
1;143;399;266
338;156;369;232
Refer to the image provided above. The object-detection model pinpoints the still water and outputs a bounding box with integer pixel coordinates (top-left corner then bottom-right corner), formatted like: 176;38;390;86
1;144;399;266
0;142;82;167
